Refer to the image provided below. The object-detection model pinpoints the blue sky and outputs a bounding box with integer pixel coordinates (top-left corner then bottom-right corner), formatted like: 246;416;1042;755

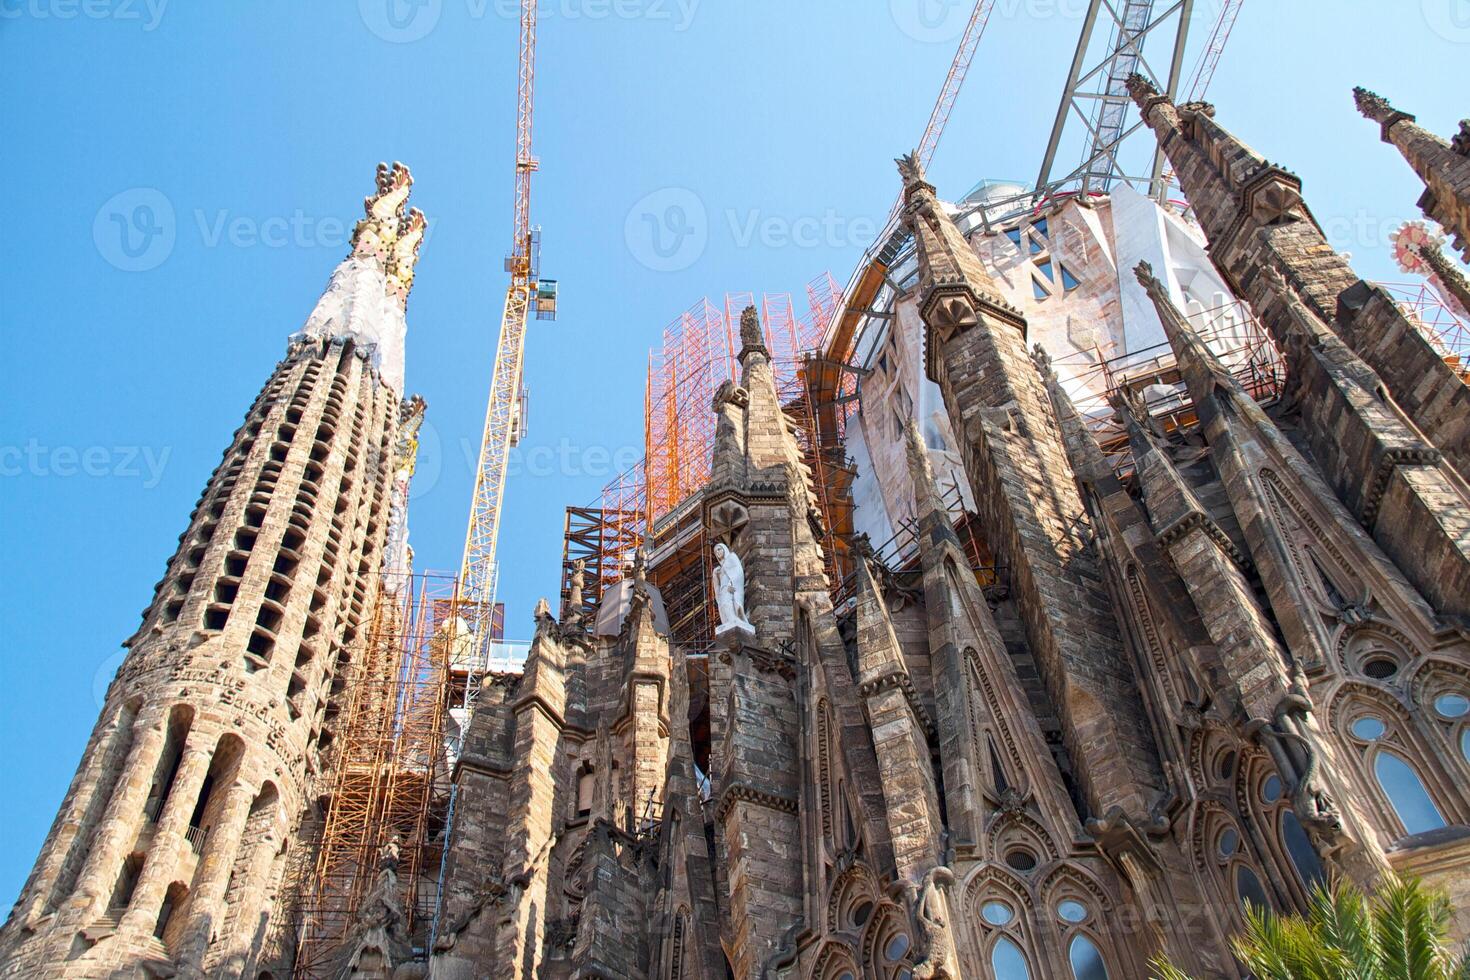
1;0;1465;904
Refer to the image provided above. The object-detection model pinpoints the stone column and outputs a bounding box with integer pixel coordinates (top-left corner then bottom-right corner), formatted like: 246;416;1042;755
174;772;258;974
210;813;283;977
66;715;169;917
118;737;213;937
13;700;149;926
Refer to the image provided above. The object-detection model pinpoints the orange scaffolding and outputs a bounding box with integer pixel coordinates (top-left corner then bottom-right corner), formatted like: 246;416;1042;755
560;273;858;648
292;570;457;979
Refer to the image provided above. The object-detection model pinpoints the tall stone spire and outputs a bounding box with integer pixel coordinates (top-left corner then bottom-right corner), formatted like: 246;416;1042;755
0;164;420;980
1355;88;1470;261
1128;76;1470;481
901;153;1170;828
898;153;1026;381
851;552;943;881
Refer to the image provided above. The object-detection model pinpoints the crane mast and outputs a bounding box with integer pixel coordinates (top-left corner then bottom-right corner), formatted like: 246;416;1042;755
457;0;552;681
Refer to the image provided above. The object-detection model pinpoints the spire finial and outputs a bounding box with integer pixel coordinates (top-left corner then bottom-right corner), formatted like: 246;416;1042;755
350;161;428;308
737;305;768;362
1353;86;1395;121
1125;72;1161;106
896;150;925;187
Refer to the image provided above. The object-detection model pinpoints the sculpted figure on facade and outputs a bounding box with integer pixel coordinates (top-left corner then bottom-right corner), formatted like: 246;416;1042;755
713;541;754;636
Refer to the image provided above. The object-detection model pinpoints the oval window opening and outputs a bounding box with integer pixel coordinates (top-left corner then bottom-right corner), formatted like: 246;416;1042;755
1351;716;1386;741
1057;899;1088;923
1435;693;1469;719
982;901;1014;926
1005;849;1037;872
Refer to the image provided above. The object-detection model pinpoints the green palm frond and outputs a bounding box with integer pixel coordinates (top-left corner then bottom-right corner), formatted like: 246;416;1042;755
1235;901;1353;980
1311;882;1377;980
1149;954;1199;980
1151;874;1463;980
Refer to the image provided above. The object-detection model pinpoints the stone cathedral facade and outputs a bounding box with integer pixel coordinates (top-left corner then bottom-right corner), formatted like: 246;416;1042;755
6;82;1470;980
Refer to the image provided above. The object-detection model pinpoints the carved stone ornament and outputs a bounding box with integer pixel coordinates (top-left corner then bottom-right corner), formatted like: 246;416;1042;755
909;866;960;980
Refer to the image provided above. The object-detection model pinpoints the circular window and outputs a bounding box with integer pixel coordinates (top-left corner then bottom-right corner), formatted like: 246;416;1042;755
885;933;911;961
1057;899;1088;923
1262;775;1283;804
1215;750;1237;781
1363;657;1398;680
1351;716;1386;741
1434;693;1470;719
1005;849;1038;872
1218;827;1239;858
982;901;1014;926
850;901;873;928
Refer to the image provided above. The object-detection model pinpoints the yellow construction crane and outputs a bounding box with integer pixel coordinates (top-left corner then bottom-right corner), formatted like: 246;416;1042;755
457;0;556;679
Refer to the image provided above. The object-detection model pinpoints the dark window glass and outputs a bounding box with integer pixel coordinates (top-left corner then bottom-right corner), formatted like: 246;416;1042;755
1280;811;1326;890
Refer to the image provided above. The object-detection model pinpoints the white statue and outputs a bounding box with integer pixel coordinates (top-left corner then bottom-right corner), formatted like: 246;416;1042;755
712;543;754;636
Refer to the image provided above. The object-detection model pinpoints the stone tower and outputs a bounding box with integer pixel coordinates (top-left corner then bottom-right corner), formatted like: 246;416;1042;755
0;164;427;980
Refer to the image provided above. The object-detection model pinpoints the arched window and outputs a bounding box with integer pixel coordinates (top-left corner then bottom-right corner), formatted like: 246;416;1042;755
1068;935;1110;980
991;937;1032;980
1373;752;1445;835
1051;897;1111;980
1235;865;1271;912
1279;811;1326;892
1252;764;1327;902
1347;708;1448;838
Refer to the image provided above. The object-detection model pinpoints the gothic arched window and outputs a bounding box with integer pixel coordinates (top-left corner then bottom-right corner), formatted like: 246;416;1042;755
991;936;1032;980
1051;897;1111;980
1252;768;1327;902
1346;708;1448;838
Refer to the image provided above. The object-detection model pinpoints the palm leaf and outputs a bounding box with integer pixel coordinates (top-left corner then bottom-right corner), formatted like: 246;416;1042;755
1311;881;1377;980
